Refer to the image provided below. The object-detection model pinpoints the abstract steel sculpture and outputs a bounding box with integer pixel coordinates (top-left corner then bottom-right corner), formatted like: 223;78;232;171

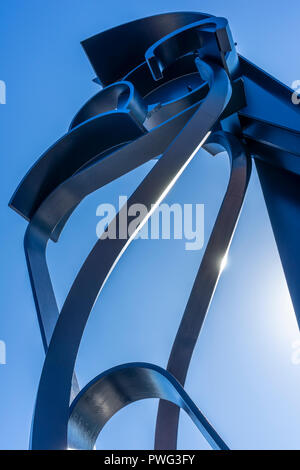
9;12;300;450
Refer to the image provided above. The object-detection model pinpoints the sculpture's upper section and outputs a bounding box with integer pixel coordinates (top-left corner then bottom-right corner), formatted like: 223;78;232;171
10;12;300;224
9;12;300;329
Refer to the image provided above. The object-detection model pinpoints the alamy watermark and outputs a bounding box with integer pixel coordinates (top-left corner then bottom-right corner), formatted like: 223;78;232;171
291;339;300;365
0;80;6;104
0;340;6;365
291;80;300;105
96;196;205;251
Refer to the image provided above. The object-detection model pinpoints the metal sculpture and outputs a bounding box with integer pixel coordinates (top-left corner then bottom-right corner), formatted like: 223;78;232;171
9;12;300;450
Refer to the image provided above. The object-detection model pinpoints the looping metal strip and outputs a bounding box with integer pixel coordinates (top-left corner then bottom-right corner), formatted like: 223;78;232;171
10;12;254;450
29;59;232;450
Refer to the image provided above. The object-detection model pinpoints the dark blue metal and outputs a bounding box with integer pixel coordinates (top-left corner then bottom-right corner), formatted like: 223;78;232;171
155;131;251;449
30;57;232;450
9;11;300;450
68;363;229;450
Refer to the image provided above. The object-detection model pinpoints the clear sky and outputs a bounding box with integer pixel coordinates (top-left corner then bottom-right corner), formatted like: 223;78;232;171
1;0;300;450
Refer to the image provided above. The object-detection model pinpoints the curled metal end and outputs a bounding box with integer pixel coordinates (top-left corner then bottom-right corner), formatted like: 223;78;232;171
68;362;229;450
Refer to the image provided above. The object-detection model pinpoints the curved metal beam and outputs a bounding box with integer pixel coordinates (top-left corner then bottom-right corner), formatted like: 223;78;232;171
81;12;212;86
24;103;202;401
30;60;231;449
9;8;300;452
155;132;251;449
68;363;229;450
145;17;236;81
24;101;201;353
10;110;144;223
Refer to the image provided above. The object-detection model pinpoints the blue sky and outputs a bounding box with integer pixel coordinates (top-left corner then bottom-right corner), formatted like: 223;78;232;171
1;0;300;450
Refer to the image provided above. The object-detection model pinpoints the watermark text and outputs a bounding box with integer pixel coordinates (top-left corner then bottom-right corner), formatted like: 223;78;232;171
96;196;204;251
